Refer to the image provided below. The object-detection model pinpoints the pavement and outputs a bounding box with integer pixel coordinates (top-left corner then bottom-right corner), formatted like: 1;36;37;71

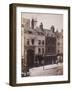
29;63;63;76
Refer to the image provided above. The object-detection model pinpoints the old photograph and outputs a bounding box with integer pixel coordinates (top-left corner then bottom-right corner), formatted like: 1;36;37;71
21;13;63;77
9;3;70;86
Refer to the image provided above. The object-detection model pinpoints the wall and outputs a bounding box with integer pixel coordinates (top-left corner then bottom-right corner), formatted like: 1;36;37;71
0;0;72;90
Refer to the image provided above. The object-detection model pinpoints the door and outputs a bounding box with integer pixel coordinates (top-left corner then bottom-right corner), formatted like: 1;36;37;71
27;49;34;68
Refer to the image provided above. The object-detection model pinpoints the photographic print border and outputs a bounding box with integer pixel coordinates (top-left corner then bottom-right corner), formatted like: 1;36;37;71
9;3;70;86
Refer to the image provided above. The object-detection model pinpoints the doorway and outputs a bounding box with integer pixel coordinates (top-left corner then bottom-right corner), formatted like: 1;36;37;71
27;49;34;68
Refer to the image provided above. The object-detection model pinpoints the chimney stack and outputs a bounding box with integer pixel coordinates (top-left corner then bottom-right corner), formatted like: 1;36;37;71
31;19;34;29
40;22;43;30
51;25;55;32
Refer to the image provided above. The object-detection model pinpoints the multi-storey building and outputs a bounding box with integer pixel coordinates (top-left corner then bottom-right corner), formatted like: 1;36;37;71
55;30;63;62
44;26;56;65
24;28;45;64
21;18;45;76
21;18;63;76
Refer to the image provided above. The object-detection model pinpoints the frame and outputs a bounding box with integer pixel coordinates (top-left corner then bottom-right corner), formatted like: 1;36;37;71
9;3;70;86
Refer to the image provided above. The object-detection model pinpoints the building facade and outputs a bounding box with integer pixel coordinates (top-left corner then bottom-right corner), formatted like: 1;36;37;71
55;30;63;54
21;18;63;76
55;30;63;63
44;26;56;65
24;27;45;67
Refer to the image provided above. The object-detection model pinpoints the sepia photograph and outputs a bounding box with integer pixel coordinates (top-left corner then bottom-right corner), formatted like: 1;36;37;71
21;13;63;77
9;4;70;86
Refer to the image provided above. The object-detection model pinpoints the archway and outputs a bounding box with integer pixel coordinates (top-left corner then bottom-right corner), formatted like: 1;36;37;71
27;49;34;68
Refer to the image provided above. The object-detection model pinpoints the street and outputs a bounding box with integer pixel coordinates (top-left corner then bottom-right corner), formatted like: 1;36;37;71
29;63;63;76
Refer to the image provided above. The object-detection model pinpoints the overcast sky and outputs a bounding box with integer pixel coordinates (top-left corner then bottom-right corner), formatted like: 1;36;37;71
22;13;63;32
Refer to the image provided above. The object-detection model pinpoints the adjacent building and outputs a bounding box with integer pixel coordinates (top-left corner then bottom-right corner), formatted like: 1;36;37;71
55;30;63;63
45;26;56;65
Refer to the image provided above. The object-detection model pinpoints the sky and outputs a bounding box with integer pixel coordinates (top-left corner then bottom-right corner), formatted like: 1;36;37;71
22;13;63;32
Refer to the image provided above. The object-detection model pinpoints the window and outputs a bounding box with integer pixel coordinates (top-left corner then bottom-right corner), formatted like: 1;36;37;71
28;31;32;34
42;48;44;54
57;36;59;40
31;39;34;45
38;48;41;54
58;42;60;46
38;40;41;45
27;39;29;45
42;40;44;45
58;50;60;53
